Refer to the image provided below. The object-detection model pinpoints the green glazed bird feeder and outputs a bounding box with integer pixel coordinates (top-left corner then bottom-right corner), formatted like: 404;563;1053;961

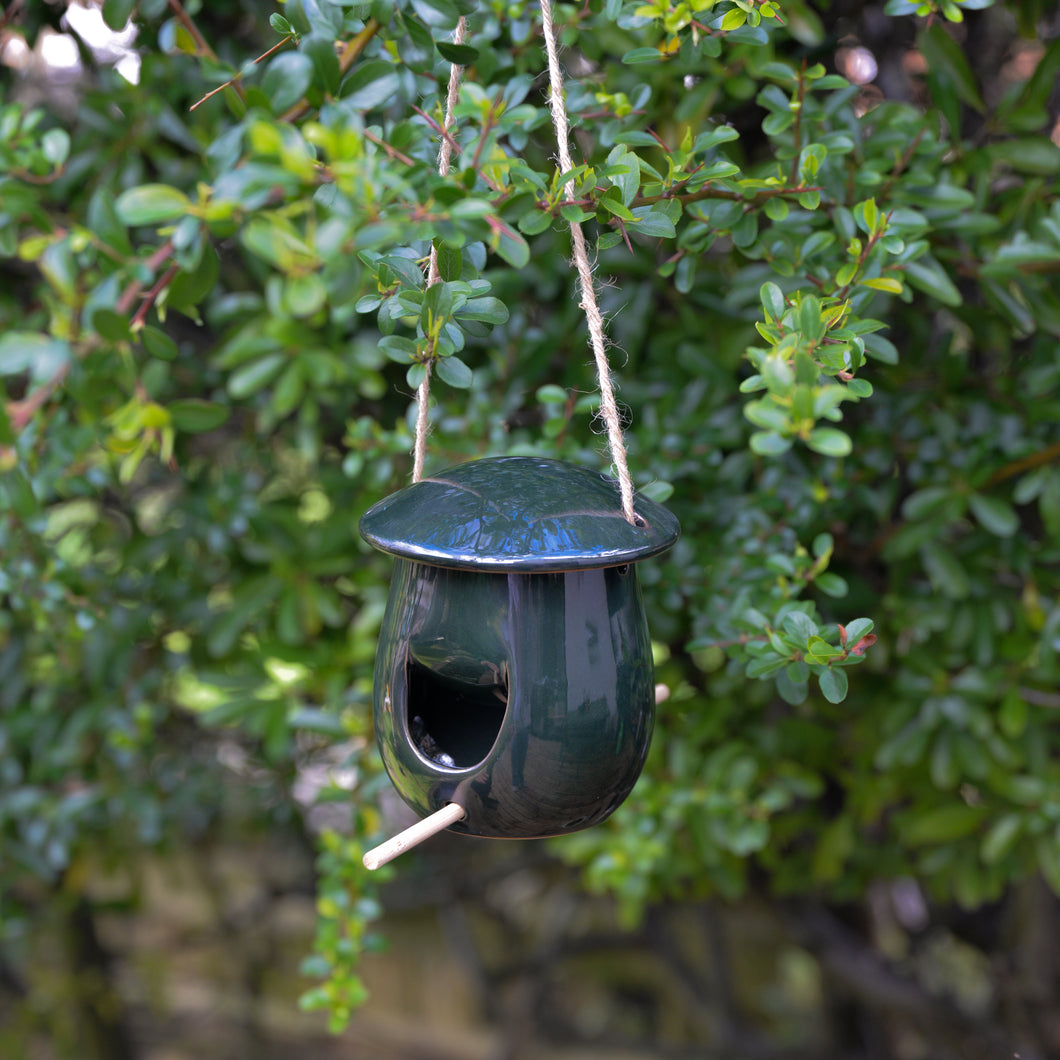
359;456;679;859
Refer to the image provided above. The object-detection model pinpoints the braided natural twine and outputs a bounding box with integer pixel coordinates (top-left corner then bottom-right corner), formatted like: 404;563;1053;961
413;4;637;526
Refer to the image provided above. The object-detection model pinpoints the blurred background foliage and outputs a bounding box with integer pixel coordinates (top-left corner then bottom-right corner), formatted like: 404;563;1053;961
1;0;1060;1056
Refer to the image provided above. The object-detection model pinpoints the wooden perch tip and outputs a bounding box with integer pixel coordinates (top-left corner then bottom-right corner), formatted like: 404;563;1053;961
362;802;467;871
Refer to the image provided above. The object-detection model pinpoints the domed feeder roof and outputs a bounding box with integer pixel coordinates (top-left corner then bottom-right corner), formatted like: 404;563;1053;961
359;456;680;572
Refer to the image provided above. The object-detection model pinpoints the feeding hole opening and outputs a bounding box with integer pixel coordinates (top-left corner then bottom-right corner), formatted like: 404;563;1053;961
407;657;509;770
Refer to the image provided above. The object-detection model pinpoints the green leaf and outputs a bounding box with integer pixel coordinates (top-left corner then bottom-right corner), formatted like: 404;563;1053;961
302;33;341;96
142;326;178;361
435;355;472;388
750;431;792;456
815;572;848;598
537;384;568;405
806;428;852;457
263;52;314;113
103;0;135;30
421;279;454;321
614;131;664;147
981;814;1022;866
843;618;874;645
692;125;740;152
861;277;903;295
168;400;231;433
863;333;899;364
457;297;509;325
921;542;970;599
747;653;789;678
998;690;1028;739
745;401;788;431
719;7;747;30
968;492;1019;537
818;667;848;703
599;196;636;222
272;361;306;417
639;480;673;503
493;225;529;268
622;47;666;65
88;188;134;255
629;207;676;238
433;241;463;282
903;258;962;307
760;281;786;322
284;273;328;318
411;0;460;28
987;138;1060;175
918;24;984;112
519;208;554;236
115;184;190;226
341;61;402;110
168;247;220;313
437;42;479;64
807;636;843;661
42;129;70;168
228;353;287;398
762;355;793;394
901;804;985;846
1;465;40;517
901;486;955;521
93;310;132;343
379;335;417;362
0;332;71;383
797;295;824;341
782;611;817;641
241;217;319;271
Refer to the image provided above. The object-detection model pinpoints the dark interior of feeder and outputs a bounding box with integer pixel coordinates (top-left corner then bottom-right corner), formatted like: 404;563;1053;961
406;657;508;769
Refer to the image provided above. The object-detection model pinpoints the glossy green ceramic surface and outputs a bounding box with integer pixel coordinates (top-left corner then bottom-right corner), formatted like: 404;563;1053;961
372;559;656;837
359;456;680;572
362;456;680;838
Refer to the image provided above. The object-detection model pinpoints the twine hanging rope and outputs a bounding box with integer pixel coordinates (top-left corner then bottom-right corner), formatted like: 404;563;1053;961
412;7;637;526
538;0;637;525
413;17;467;483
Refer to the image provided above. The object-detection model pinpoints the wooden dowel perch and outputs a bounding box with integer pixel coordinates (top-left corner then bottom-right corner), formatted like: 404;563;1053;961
362;802;467;871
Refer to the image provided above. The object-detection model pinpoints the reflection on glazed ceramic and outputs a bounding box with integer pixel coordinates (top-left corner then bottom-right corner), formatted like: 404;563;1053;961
360;458;680;838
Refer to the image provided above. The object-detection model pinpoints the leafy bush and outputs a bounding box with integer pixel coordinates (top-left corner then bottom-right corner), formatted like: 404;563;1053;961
2;0;1059;1032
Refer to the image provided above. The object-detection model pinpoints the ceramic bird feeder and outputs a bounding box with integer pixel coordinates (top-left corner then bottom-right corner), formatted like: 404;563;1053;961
358;456;679;855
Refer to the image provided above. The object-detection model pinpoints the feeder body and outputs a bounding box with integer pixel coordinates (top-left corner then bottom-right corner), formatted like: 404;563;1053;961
373;558;655;837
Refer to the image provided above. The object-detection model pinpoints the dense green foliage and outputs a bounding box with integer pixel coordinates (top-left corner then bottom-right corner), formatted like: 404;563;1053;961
2;0;1059;1033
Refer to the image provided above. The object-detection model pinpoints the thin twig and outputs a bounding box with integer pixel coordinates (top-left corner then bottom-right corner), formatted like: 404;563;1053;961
363;129;415;167
189;36;293;112
1019;687;1060;709
8;166;63;185
166;0;219;63
411;104;463;159
7;366;69;432
116;241;175;316
986;441;1060;487
469;89;505;175
131;263;180;329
